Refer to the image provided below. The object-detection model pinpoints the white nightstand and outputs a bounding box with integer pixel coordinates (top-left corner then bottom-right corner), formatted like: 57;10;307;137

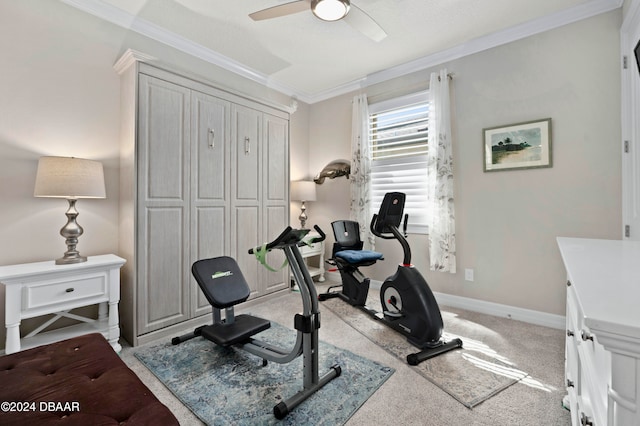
0;254;126;354
298;231;325;283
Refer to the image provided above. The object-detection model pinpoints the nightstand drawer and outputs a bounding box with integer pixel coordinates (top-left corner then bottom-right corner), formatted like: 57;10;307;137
300;242;321;256
24;274;107;311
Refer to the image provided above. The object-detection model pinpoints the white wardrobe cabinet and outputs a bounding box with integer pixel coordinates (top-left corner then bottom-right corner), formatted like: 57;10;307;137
117;56;289;346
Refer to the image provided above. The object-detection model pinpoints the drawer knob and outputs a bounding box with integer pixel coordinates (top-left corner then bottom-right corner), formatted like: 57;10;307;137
581;330;594;341
567;330;574;337
65;288;75;293
566;379;574;388
580;412;593;426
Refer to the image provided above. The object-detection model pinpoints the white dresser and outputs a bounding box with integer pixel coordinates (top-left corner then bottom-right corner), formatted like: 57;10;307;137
557;238;640;426
0;254;126;354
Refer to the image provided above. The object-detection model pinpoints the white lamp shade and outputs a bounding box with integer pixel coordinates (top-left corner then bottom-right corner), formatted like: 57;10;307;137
290;181;317;202
34;156;106;199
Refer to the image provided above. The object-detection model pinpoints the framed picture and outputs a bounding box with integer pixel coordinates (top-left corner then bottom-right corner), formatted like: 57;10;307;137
483;118;552;172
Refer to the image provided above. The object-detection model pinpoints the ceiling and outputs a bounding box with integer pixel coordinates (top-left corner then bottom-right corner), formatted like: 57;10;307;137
62;0;622;103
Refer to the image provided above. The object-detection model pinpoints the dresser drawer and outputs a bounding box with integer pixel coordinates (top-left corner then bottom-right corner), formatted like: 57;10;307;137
576;323;610;425
565;316;580;391
566;279;610;426
23;274;108;311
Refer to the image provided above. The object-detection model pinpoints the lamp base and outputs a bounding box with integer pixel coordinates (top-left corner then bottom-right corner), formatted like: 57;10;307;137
55;255;88;265
298;201;308;229
56;199;88;265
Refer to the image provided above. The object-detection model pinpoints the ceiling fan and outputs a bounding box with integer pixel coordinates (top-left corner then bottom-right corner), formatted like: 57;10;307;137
249;0;387;42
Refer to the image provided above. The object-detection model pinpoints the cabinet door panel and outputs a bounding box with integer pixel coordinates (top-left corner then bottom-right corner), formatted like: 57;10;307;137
137;74;190;336
264;114;288;203
193;92;229;202
139;75;190;201
192;206;227;315
264;205;288;293
233;106;261;202
139;207;188;333
234;206;260;297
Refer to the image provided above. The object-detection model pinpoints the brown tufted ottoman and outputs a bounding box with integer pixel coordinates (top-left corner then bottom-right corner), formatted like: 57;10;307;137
0;333;179;425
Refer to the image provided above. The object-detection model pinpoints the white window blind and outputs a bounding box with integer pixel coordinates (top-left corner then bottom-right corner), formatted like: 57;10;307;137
369;91;429;234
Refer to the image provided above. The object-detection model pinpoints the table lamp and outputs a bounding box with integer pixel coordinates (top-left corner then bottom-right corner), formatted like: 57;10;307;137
290;181;317;229
34;156;106;265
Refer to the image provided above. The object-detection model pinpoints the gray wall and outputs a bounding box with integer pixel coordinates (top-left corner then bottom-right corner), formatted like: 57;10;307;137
0;0;302;349
0;0;623;353
308;10;622;317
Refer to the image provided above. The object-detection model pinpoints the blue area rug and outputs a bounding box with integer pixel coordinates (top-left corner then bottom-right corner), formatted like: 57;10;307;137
134;323;394;425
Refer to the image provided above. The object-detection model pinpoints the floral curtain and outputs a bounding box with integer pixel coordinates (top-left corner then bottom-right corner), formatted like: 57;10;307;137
349;94;375;250
426;69;456;272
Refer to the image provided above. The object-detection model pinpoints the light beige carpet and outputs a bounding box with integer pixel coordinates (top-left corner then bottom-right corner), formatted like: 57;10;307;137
322;292;529;408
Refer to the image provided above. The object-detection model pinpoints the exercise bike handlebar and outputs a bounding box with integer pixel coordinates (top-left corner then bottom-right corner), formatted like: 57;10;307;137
370;214;409;239
248;225;326;254
370;214;412;265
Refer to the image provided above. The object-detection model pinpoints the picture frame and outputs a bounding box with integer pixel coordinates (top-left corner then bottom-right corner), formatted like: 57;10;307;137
483;118;552;172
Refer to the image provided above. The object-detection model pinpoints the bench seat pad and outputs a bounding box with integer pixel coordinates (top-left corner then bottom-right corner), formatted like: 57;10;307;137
0;333;179;426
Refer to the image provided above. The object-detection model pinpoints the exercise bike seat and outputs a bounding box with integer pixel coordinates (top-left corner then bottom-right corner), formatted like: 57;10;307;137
192;256;271;346
335;249;383;265
331;220;383;267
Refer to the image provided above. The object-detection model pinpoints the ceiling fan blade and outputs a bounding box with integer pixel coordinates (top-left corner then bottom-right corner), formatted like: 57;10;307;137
344;4;387;42
249;0;311;21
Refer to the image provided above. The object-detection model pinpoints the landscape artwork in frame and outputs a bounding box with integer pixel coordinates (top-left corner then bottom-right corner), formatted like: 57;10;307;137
483;118;552;172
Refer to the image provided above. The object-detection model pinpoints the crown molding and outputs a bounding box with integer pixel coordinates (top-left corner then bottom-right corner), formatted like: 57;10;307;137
112;48;156;74
60;0;623;105
60;0;302;98
327;0;624;100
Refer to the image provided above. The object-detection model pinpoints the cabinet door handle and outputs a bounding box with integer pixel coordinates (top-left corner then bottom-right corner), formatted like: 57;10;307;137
567;280;572;287
208;128;215;148
567;330;574;337
581;330;594;341
244;137;251;155
65;288;75;293
566;379;574;388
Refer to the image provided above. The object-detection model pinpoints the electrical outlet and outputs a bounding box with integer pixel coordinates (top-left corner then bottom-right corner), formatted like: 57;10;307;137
465;268;474;282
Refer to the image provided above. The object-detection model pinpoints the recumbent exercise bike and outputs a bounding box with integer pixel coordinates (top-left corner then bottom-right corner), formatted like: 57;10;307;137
319;192;463;365
172;225;341;420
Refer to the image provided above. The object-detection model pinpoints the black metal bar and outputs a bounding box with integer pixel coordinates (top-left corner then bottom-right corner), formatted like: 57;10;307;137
406;338;463;365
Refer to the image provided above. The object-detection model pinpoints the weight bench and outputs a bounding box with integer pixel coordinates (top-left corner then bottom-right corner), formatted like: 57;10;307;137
175;256;270;348
173;226;341;419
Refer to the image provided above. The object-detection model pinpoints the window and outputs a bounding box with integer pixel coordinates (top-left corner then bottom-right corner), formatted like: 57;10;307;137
369;91;429;234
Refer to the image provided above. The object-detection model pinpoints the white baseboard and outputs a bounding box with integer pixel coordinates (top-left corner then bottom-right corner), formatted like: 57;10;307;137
370;280;565;330
433;292;565;330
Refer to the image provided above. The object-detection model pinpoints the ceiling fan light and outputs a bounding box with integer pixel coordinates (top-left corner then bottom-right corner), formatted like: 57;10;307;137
311;0;350;22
